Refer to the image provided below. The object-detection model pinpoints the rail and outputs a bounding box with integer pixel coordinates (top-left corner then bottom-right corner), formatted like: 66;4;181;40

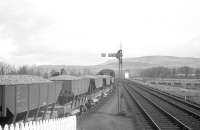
127;80;200;129
124;81;192;130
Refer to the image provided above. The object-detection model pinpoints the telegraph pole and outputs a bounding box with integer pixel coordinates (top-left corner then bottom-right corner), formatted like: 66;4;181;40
101;42;123;113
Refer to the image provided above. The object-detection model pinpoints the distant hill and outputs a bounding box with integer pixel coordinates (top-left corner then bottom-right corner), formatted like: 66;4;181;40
2;56;200;76
37;56;200;74
125;56;200;68
95;56;200;71
93;61;157;70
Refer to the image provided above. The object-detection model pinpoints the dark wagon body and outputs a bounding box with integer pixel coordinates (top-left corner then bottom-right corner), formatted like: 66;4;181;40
98;69;115;84
82;75;104;93
84;75;113;100
96;75;112;86
0;75;62;125
98;69;115;77
49;75;90;105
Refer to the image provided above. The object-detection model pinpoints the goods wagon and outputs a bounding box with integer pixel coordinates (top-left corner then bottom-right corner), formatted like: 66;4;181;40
82;75;103;93
96;75;111;86
0;75;62;125
98;69;115;77
111;77;114;83
49;75;90;105
98;69;115;84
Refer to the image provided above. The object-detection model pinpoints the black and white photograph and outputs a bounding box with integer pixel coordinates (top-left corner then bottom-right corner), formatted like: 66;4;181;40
1;0;200;130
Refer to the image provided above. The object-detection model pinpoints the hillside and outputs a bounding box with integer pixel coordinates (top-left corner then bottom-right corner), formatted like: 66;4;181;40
33;56;200;74
99;56;200;70
125;56;200;68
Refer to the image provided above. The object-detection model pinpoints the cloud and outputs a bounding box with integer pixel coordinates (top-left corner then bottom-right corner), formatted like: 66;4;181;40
0;0;94;66
1;0;200;66
0;0;56;64
0;0;51;51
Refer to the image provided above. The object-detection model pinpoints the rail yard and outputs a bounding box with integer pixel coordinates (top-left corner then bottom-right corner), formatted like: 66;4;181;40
78;77;200;130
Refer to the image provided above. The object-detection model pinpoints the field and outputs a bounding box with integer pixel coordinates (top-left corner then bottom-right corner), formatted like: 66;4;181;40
135;80;200;105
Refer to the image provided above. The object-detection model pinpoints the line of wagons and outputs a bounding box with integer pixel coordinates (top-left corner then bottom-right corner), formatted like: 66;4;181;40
0;74;114;126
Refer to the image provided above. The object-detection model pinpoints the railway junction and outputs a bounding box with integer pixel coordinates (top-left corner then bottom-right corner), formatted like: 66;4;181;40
1;49;200;130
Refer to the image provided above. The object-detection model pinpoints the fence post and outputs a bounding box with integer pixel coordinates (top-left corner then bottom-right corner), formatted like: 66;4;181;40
33;121;36;130
57;118;60;130
61;118;64;130
49;120;52;130
54;119;57;130
24;122;29;130
20;122;25;130
48;120;51;130
9;124;14;130
41;120;45;130
32;122;34;130
3;125;9;130
44;120;47;130
15;123;20;130
60;118;62;130
28;121;33;130
64;117;67;129
59;119;61;130
39;120;43;130
36;121;40;130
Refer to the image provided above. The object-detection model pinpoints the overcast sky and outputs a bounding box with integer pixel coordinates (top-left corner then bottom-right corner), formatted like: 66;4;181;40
1;0;200;66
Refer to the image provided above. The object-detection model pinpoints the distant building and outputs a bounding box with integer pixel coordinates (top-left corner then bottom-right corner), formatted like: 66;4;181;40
125;72;129;79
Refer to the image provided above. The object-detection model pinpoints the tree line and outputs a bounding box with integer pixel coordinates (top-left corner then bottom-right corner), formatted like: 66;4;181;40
0;63;94;78
140;66;200;78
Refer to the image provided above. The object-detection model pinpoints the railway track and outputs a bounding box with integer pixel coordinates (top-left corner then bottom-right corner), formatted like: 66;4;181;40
135;82;200;114
124;83;190;130
123;87;159;130
125;80;200;130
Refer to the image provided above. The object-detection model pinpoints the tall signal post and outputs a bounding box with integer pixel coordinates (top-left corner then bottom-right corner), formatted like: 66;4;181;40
101;43;123;113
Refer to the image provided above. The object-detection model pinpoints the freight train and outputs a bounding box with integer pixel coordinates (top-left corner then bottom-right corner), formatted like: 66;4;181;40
0;73;114;126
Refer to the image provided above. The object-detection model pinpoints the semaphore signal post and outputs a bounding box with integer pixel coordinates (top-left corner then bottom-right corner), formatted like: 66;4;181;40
101;45;123;113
